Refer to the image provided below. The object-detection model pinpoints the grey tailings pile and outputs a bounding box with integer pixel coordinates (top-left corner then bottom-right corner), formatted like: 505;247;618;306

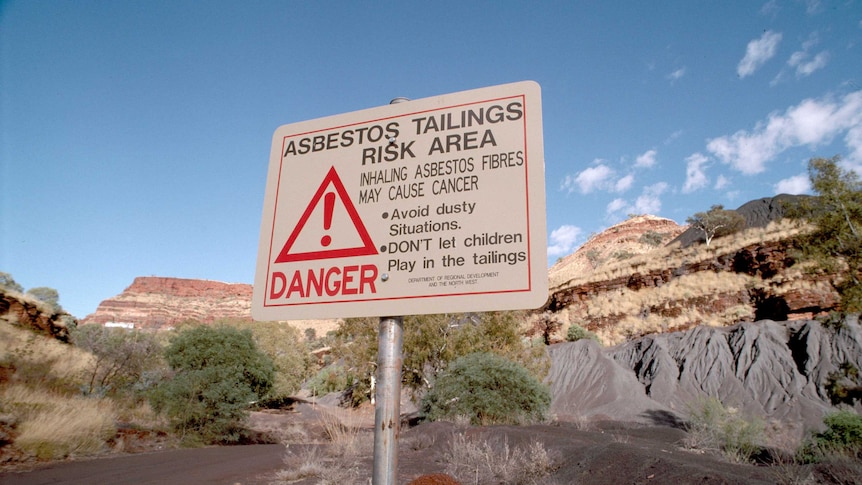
548;315;862;435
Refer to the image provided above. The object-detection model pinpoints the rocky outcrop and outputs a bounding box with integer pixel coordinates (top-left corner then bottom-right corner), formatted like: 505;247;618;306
81;277;253;330
0;289;76;341
547;239;838;324
548;215;686;288
548;316;862;434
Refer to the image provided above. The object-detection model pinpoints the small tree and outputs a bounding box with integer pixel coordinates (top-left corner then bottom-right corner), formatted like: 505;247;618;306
149;325;275;444
227;319;313;398
533;312;562;345
793;156;862;311
686;205;746;247
25;287;61;312
585;248;602;269
0;271;24;293
421;352;551;425
72;325;164;398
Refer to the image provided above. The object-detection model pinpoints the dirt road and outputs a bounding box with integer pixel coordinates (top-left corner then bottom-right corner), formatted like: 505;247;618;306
0;444;285;485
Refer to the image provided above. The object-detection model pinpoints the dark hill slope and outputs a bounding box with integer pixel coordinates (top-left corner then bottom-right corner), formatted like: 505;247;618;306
548;316;862;435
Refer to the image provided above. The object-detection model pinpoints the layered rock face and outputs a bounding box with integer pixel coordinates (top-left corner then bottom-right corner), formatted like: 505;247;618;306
0;289;76;341
547;240;837;326
543;197;839;344
81;277;253;330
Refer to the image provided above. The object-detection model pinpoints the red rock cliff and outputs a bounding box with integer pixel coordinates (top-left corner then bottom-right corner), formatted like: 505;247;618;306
82;276;253;330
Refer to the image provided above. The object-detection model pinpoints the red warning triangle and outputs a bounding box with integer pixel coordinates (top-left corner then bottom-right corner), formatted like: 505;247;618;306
275;166;377;263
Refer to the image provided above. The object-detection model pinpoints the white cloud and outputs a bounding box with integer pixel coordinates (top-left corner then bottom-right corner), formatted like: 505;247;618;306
737;31;782;78
615;174;635;192
761;0;779;16
790;50;829;77
714;174;730;190
635;149;657;168
683;153;710;193
846;124;862;165
606;198;627;215
547;224;582;257
774;174;811;194
664;130;683;145
788;33;829;77
667;67;686;83
804;0;822;15
706;90;862;174
635;182;668;214
562;162;636;194
561;163;614;194
606;183;668;219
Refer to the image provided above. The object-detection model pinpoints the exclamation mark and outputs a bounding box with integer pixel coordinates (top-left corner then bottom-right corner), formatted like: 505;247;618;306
320;192;335;247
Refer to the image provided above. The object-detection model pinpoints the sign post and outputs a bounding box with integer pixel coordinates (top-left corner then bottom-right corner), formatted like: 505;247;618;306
373;315;402;485
253;81;547;484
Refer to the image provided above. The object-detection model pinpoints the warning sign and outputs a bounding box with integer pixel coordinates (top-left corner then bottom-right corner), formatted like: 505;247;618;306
253;81;547;320
275;166;377;263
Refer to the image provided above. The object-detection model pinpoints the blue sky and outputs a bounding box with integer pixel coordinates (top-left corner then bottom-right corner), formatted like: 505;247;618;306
2;1;861;319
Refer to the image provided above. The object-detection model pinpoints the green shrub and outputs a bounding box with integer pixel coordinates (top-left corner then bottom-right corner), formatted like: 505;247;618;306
149;325;275;444
566;323;601;343
639;230;666;247
421;352;550;426
333;311;549;407
825;362;862;406
684;397;764;463
800;410;862;462
307;365;355;397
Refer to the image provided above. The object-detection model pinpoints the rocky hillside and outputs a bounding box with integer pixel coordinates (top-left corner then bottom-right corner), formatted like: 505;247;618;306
548;215;686;288
82;276;254;330
548;315;862;436
543;196;839;345
81;276;340;335
0;289;76;341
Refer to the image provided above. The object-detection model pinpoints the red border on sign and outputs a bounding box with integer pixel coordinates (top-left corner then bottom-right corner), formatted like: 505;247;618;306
264;92;535;308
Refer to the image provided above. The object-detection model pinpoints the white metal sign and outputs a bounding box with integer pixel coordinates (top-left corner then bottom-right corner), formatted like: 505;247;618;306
252;81;546;320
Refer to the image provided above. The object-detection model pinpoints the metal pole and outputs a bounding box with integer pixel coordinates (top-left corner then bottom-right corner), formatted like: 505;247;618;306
372;96;409;485
372;316;403;485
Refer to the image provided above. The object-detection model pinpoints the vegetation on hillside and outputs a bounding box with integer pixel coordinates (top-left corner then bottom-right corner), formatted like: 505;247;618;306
0;271;24;293
791;156;862;312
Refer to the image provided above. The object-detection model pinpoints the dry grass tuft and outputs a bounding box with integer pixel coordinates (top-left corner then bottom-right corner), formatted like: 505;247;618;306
274;445;363;484
319;407;367;457
443;432;561;485
2;384;116;459
1;322;94;392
